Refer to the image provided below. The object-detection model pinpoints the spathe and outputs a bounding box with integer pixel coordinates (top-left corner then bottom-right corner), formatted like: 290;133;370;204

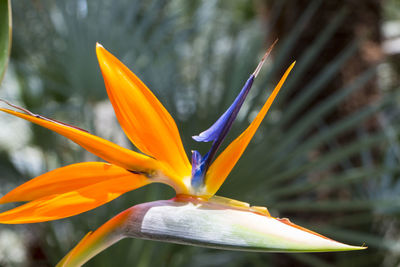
58;197;365;267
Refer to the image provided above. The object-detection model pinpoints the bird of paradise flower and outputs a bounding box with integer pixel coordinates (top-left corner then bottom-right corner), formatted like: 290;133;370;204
0;42;365;266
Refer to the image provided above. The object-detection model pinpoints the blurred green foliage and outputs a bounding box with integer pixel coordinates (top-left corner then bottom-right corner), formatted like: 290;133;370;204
0;0;400;266
0;0;11;82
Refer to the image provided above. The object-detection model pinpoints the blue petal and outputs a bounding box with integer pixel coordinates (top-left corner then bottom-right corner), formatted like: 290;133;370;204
190;41;277;188
192;75;254;143
191;150;202;177
190;75;254;189
192;39;277;145
191;150;206;188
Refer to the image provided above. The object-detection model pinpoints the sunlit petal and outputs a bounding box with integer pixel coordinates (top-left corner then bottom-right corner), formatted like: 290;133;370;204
0;162;136;204
205;62;295;196
0;108;174;178
0;174;149;224
96;44;191;178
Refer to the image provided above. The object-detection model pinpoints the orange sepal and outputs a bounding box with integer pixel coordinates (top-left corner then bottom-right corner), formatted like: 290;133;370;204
96;44;191;178
0;172;149;224
57;208;132;267
0;162;136;204
204;62;296;196
0;108;170;177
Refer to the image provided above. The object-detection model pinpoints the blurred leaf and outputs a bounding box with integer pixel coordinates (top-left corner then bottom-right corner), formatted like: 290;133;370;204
0;0;11;83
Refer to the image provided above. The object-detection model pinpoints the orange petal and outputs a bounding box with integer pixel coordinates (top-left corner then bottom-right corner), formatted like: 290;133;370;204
0;108;171;177
204;62;296;196
0;162;136;204
57;208;132;267
96;44;191;179
0;173;149;224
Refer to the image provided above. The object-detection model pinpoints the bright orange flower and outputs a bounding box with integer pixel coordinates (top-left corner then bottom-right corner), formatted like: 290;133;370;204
0;43;365;266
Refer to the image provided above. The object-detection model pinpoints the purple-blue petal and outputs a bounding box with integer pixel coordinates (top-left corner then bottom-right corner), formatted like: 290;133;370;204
191;150;202;177
190;42;276;189
190;75;255;189
192;75;255;143
191;150;206;188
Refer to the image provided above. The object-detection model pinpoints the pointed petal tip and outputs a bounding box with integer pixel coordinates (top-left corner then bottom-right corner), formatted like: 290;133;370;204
96;42;104;50
354;242;368;250
94;42;192;179
327;239;367;251
96;43;107;59
0;192;13;205
253;39;278;77
336;243;367;252
192;134;208;142
357;245;368;250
